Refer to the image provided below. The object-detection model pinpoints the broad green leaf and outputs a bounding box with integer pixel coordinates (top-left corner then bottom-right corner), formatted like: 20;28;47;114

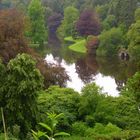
54;132;70;137
39;123;52;132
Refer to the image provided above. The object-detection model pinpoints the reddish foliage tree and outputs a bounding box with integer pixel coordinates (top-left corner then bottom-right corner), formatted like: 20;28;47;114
75;57;97;83
0;9;26;61
76;10;101;37
86;35;99;54
0;9;69;88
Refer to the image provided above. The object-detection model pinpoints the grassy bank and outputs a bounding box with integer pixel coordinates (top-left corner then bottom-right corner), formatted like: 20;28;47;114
64;36;86;53
64;36;77;42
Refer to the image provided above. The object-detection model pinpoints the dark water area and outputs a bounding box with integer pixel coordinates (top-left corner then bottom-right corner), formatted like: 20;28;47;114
36;34;140;96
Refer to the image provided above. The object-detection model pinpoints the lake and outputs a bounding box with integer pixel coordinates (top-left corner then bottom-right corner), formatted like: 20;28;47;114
38;35;139;97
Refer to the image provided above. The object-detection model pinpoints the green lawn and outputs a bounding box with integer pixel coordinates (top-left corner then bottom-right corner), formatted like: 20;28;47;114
64;36;77;42
64;36;86;53
69;39;86;53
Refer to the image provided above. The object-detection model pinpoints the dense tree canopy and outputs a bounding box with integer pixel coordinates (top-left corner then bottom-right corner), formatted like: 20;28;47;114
76;10;100;37
127;20;140;60
0;8;69;89
28;0;47;44
0;9;27;63
102;15;117;30
109;0;138;27
97;27;123;56
0;54;44;136
123;72;140;102
57;6;79;38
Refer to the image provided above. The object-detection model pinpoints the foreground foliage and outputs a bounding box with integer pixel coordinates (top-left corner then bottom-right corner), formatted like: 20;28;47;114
0;54;44;137
32;113;70;140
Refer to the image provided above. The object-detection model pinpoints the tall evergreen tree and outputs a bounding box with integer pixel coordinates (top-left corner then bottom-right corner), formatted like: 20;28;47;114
28;0;47;44
109;0;138;27
0;54;44;137
57;6;79;38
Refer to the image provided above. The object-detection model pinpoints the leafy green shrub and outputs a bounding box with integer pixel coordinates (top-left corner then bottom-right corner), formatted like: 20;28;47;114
95;4;109;21
122;72;140;102
104;123;121;135
85;115;95;127
57;6;79;38
119;130;140;140
0;133;18;140
72;122;88;136
97;27;123;56
102;15;117;30
38;86;80;131
135;8;140;21
86;36;99;54
85;123;122;140
0;54;44;136
32;113;70;140
78;83;104;119
127;20;140;60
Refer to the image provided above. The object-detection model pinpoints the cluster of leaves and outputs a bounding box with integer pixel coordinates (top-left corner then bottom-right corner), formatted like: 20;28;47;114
76;9;100;37
0;54;44;137
0;55;140;139
72;122;122;139
36;81;140;140
28;0;47;44
0;54;68;138
32;113;70;140
127;18;140;60
0;9;28;63
86;35;99;54
0;8;69;89
57;6;79;38
109;0;138;28
37;86;80;131
78;83;140;130
122;71;140;102
97;27;123;56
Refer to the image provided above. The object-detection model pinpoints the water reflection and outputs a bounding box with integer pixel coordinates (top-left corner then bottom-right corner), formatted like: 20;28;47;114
76;57;97;84
96;57;139;91
45;54;120;96
42;34;140;96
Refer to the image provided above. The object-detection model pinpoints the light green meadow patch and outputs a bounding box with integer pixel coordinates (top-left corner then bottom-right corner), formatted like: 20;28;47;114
64;36;76;42
69;39;86;53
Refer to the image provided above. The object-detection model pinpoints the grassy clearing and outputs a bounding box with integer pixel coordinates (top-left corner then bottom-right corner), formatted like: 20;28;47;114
64;36;86;53
64;36;77;42
69;39;86;53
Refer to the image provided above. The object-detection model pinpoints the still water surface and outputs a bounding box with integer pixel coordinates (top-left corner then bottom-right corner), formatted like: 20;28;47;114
45;54;119;96
39;35;138;97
